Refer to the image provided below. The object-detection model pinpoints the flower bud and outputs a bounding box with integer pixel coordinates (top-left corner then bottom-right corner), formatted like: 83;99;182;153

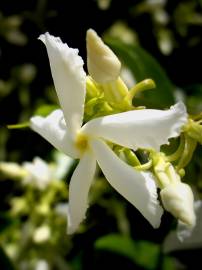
160;182;196;227
86;29;121;84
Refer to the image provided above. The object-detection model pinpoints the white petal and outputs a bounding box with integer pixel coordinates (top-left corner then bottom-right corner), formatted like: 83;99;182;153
177;200;202;242
31;109;79;158
39;33;86;137
163;200;202;253
90;139;163;228
82;102;187;151
67;150;96;234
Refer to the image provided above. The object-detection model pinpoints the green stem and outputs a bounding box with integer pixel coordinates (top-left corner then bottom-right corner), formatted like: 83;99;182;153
134;159;152;171
166;134;185;162
127;79;156;100
123;149;141;166
7;121;30;129
176;134;197;170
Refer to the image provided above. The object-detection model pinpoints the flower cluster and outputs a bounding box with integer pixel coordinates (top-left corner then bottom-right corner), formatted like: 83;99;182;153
30;29;201;234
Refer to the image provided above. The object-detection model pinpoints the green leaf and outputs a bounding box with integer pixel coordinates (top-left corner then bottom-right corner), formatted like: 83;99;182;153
106;38;175;108
162;256;176;270
135;241;160;270
95;234;137;262
185;84;202;113
95;234;160;270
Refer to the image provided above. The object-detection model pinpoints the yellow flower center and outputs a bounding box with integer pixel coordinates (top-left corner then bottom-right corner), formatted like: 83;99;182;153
75;133;88;154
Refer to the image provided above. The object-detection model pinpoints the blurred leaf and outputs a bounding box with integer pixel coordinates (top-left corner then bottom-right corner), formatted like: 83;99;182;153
34;104;59;117
0;80;14;98
135;241;160;270
105;38;175;108
0;246;15;270
162;256;176;270
185;84;202;113
95;234;160;270
0;213;14;233
95;234;137;262
0;13;27;46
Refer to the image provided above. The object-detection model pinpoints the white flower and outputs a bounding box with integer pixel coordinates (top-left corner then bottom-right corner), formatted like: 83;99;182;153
31;31;187;234
23;157;53;190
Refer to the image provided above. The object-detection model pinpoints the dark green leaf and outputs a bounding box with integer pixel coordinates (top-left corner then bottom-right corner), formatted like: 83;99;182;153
135;241;160;270
95;234;137;262
0;213;15;233
162;256;176;270
95;234;160;270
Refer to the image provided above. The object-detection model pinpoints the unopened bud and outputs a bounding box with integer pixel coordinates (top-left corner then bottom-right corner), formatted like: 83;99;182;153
86;29;121;83
160;182;196;227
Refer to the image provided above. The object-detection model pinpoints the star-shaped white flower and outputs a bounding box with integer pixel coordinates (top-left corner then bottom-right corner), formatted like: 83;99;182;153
31;32;187;234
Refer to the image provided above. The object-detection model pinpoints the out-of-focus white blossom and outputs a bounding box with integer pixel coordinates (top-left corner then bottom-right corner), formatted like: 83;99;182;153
163;200;202;253
23;157;53;190
33;225;51;243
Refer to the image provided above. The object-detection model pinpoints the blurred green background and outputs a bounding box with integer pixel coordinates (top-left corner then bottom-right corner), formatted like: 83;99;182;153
0;0;202;269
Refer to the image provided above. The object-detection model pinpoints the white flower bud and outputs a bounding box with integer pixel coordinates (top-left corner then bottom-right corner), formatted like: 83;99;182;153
160;182;196;227
86;29;121;83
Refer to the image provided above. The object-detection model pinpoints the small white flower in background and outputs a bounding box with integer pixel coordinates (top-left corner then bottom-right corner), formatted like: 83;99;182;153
23;154;73;190
33;225;51;243
55;202;69;217
23;157;53;190
35;260;49;270
163;200;202;253
31;29;187;234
